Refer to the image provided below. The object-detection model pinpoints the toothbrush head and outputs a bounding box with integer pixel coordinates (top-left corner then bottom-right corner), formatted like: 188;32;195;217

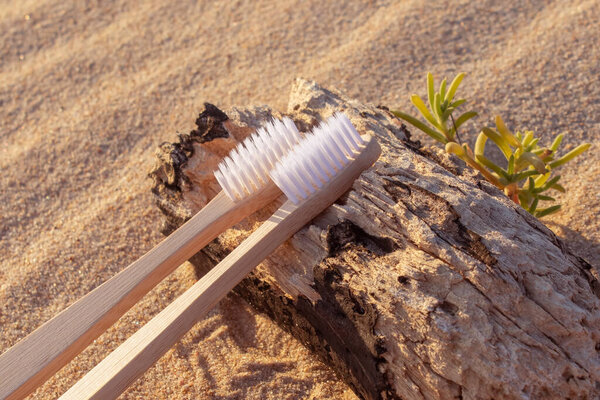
214;117;301;201
269;113;367;204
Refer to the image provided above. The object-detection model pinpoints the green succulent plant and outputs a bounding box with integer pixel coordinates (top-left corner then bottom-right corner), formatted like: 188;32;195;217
391;72;477;144
447;115;590;218
391;72;591;218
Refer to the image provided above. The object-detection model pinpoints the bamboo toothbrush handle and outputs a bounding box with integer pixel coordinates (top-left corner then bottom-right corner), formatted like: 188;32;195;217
61;199;298;400
0;186;280;400
60;135;381;400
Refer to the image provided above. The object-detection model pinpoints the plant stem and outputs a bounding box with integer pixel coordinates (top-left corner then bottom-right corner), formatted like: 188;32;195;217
450;113;462;145
504;183;520;204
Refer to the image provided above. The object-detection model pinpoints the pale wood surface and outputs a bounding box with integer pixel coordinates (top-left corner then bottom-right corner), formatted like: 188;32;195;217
60;136;381;399
0;186;281;400
151;80;600;399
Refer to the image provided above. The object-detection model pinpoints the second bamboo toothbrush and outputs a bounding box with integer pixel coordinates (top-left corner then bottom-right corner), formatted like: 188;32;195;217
61;114;381;399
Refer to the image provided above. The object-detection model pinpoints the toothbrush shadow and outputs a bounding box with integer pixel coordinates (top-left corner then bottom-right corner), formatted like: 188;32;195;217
220;295;260;350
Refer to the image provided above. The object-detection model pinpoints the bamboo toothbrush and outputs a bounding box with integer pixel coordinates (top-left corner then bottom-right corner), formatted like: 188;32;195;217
60;114;381;399
0;117;302;400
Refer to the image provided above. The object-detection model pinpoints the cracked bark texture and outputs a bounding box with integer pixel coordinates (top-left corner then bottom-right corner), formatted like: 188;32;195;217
148;79;600;400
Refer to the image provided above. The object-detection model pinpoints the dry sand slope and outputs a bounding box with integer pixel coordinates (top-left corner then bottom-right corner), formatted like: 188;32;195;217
0;0;598;398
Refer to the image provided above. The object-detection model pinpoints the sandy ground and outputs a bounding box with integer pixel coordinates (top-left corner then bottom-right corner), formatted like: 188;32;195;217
0;0;598;398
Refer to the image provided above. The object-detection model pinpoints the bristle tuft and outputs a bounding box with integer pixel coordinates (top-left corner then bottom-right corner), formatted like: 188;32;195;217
270;114;364;204
214;117;301;201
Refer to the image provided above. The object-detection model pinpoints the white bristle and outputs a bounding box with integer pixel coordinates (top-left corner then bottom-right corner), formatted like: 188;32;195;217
270;114;364;204
214;117;301;201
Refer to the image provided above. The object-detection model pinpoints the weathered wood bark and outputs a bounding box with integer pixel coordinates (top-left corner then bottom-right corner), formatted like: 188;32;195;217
148;79;600;400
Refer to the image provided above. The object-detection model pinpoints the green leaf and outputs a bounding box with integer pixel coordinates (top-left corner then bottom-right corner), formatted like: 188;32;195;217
534;172;551;187
516;131;523;141
434;92;443;121
514;169;540;182
441;99;449;112
445;142;465;157
528;197;539;213
476;154;510;180
551;183;566;193
474;132;487;156
525;138;539;151
535;204;561;218
537;195;555;201
495;116;521;148
549;143;591;169
550;133;564;152
410;94;442;130
539;175;561;192
427;72;435;111
522;131;534;147
391;110;448;143
516;152;547;174
442;107;456;121
481;127;512;160
454;111;478;130
518;191;530;207
507;154;515;175
515;149;524;163
449;99;466;108
445;73;465;103
440;78;447;100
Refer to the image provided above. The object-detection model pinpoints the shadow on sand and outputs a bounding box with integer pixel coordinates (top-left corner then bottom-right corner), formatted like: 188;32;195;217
546;221;600;269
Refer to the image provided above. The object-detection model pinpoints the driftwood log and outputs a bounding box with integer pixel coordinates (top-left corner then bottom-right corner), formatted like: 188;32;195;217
148;79;600;399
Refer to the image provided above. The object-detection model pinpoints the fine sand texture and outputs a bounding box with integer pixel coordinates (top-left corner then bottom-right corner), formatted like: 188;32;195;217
1;1;598;399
